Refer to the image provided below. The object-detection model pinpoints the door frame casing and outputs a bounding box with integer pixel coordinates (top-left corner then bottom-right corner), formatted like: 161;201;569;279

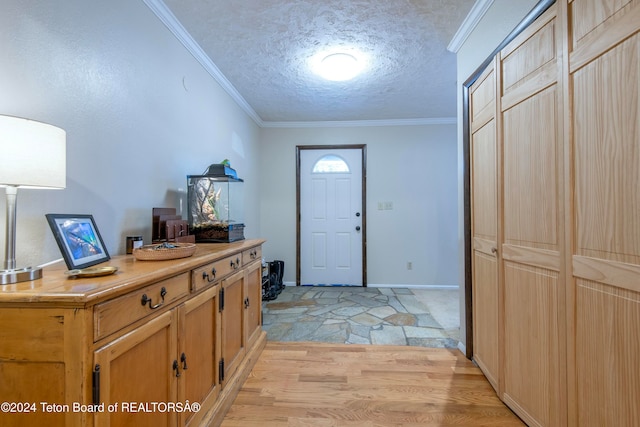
296;145;367;287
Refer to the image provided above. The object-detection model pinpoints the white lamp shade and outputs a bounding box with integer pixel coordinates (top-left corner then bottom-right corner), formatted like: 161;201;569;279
0;115;66;189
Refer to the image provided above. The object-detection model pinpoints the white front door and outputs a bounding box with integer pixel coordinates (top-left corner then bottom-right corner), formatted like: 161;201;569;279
300;148;363;286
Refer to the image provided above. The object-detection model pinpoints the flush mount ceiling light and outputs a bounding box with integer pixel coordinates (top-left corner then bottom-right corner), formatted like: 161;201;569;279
313;52;364;81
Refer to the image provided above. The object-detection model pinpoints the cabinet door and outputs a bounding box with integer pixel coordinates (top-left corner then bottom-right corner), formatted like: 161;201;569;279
94;310;178;427
178;284;221;426
220;270;246;386
244;260;262;348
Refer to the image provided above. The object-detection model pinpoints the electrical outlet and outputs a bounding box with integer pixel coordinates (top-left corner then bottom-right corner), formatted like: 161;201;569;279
407;261;412;270
384;201;393;210
377;202;384;210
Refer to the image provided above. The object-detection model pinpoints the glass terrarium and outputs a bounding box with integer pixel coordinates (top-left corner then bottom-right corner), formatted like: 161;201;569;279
187;175;244;242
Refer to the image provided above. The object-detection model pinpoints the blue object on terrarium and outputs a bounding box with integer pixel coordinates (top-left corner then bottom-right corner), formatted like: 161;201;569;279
203;163;237;179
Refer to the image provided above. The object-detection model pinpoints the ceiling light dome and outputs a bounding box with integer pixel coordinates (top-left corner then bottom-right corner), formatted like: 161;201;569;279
315;52;363;81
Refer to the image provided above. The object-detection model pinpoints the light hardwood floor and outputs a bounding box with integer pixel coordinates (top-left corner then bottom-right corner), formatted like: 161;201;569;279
221;342;525;426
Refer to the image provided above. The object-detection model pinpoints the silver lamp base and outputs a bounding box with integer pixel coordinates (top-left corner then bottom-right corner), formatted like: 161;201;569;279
0;267;42;285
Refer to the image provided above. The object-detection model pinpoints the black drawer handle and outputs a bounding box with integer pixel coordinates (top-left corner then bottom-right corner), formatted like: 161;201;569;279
202;267;217;283
181;352;188;370
141;287;167;309
250;249;257;259
230;258;241;269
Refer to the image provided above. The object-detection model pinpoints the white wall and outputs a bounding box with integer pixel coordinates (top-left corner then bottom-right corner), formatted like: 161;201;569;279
454;0;539;350
0;0;261;268
259;124;458;287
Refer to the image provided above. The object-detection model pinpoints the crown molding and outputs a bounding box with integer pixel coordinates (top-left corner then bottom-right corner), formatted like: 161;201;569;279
143;0;264;126
447;0;495;53
144;0;458;129
261;117;456;129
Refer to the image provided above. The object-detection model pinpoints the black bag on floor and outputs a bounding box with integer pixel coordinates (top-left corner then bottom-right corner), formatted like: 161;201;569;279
262;260;284;301
269;260;284;295
262;277;278;301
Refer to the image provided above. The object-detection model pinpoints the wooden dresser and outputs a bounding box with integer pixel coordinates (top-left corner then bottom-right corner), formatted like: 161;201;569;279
0;239;266;427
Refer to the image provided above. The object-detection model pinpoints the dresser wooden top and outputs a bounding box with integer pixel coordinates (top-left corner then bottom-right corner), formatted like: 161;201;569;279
0;239;265;307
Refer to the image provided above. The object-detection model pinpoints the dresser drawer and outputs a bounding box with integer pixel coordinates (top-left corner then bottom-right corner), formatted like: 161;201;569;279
242;246;262;265
191;254;242;293
94;273;189;341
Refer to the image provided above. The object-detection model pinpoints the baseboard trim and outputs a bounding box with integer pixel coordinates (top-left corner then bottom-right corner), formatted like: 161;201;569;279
368;284;460;290
284;282;460;290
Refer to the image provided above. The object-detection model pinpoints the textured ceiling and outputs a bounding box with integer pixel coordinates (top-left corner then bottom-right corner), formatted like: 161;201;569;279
161;0;475;123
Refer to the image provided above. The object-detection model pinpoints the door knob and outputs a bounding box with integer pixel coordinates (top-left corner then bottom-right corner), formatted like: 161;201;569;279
355;212;360;217
355;226;361;231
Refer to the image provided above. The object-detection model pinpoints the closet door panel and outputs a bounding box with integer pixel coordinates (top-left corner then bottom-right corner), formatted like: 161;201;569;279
471;67;496;125
502;17;557;92
573;35;639;264
499;7;564;426
571;0;634;44
569;2;639;73
502;86;559;251
472;120;497;242
575;280;640;426
472;251;499;390
470;63;500;393
503;262;561;427
570;5;640;423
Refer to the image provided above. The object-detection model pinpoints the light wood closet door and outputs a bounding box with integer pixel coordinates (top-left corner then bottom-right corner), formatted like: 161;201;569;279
499;6;565;426
470;61;500;392
568;1;640;425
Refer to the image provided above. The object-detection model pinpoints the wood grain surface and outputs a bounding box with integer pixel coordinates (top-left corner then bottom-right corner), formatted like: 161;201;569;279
221;342;525;426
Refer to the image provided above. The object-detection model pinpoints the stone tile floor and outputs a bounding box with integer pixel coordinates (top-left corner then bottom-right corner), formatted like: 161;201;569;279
262;286;460;348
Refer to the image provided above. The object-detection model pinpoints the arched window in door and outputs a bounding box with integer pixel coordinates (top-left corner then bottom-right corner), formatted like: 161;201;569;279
312;154;350;173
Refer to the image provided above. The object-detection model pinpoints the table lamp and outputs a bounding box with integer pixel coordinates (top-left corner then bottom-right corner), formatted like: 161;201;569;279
0;115;66;284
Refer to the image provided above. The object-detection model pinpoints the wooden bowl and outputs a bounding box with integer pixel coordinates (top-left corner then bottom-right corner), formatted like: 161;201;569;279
133;243;196;261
